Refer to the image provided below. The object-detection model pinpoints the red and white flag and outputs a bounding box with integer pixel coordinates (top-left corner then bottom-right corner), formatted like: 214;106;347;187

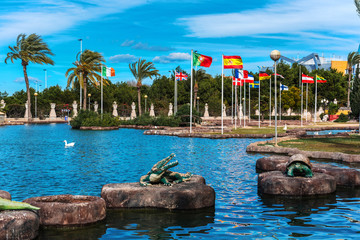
302;74;314;83
232;77;243;86
273;73;284;79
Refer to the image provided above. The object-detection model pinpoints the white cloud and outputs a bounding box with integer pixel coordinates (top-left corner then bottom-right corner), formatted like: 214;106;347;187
153;52;191;63
109;54;138;63
177;0;360;41
14;76;41;83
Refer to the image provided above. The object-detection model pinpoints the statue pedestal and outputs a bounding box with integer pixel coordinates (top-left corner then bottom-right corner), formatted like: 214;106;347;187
101;175;215;210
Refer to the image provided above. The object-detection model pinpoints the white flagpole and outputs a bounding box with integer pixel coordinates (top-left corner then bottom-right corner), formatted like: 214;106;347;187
221;54;224;135
259;77;261;128
231;78;234;125
243;81;246;127
314;75;318;124
306;82;308;122
190;50;193;134
101;65;103;120
249;81;251;123
269;75;272;126
301;78;303;127
235;81;237;130
174;70;178;115
280;83;282;122
240;78;242;127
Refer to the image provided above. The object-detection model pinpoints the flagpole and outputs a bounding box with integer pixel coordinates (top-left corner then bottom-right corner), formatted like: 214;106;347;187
269;75;272;126
190;50;193;134
221;54;224;134
249;81;251;123
306;82;308;122
101;65;103;120
235;82;237;130
243;81;246;128
231;78;234;125
301;78;303;127
240;78;242;127
259;76;261;128
174;70;178;115
280;84;282;122
314;74;318;124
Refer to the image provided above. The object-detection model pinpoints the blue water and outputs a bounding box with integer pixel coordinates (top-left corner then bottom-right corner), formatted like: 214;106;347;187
1;124;360;239
306;129;352;135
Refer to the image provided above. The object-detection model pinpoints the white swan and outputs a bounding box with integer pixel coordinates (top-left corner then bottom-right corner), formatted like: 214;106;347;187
314;132;319;135
63;140;75;147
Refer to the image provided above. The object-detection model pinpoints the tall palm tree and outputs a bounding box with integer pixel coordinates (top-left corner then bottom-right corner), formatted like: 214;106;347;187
346;52;360;107
355;0;360;15
5;33;54;121
65;50;106;110
129;59;159;115
192;69;211;107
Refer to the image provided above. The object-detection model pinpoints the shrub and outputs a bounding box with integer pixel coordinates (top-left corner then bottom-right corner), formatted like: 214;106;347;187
175;104;202;124
120;113;181;127
70;110;120;129
328;103;339;115
334;113;349;122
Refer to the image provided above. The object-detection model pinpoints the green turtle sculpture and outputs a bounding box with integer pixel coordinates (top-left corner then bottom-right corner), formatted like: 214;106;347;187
285;154;313;178
140;153;192;186
0;197;40;211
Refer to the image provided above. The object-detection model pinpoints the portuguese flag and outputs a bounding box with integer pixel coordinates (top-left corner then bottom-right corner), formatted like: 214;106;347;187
193;52;212;67
316;75;327;83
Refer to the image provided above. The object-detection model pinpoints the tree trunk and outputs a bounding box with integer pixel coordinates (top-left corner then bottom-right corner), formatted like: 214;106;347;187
83;79;87;110
22;62;31;121
348;69;352;108
137;85;142;116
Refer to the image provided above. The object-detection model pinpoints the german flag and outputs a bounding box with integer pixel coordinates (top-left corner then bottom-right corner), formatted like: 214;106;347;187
259;72;271;80
223;56;243;69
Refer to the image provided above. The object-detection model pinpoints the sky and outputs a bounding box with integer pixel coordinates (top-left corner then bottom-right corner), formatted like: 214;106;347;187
1;0;360;95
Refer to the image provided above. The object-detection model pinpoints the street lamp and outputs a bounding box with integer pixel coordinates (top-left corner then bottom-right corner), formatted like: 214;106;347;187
197;96;200;115
34;92;38;119
88;93;91;110
144;95;148;113
43;69;47;89
270;50;281;146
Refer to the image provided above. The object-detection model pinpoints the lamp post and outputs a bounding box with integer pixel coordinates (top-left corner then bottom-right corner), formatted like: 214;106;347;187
270;50;281;146
43;69;47;89
197;96;200;115
144;95;148;113
78;39;83;110
34;92;38;119
88;93;91;110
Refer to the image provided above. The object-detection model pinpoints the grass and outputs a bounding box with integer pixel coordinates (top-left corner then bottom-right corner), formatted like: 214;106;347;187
229;127;287;135
278;135;360;154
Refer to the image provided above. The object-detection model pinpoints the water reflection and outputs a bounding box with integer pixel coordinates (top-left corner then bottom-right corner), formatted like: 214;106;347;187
104;208;215;239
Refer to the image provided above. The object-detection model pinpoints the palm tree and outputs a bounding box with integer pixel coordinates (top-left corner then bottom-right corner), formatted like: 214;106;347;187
355;0;360;15
346;52;360;107
65;50;106;110
5;33;54;121
192;69;211;107
129;59;159;115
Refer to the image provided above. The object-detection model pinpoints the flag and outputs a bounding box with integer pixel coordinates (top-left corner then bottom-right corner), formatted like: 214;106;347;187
235;69;248;79
273;73;284;79
223;55;243;69
250;81;259;88
302;74;314;83
259;72;271;80
175;71;188;81
232;77;243;86
316;75;327;83
243;74;255;83
102;66;115;77
280;83;289;91
193;52;212;67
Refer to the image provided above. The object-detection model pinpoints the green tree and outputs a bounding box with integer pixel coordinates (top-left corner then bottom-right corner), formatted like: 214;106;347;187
129;59;159;115
65;50;106;110
350;68;360;132
5;33;54;121
346;52;360;107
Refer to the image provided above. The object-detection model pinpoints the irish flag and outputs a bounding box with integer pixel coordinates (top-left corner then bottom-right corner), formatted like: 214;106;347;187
316;75;327;83
193;52;212;67
102;66;115;77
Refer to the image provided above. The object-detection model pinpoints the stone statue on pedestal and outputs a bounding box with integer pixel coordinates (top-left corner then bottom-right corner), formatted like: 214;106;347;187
149;103;155;117
49;103;56;119
72;101;78;117
112;101;118;117
0;99;5;109
204;103;209;117
94;101;98;113
130;102;136;119
168;103;173;116
24;101;29;119
222;104;226;117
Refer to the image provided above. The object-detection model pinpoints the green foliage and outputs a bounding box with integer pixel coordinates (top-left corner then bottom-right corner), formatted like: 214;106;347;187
250;115;300;120
334;113;349;122
350;66;360;118
328;103;339;115
120;113;181;127
70;110;120;129
175;104;202;124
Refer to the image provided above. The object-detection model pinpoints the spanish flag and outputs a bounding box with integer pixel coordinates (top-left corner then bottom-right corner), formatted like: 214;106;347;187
316;75;327;83
223;56;243;69
259;72;271;80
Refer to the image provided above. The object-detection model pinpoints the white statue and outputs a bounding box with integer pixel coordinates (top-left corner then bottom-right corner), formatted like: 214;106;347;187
24;101;29;119
238;104;243;118
222;104;227;117
130;102;136;119
112;101;118;117
0;99;5;109
149;103;155;117
287;108;292;116
72;101;78;117
49;103;56;119
168;103;173;116
204;103;209;118
255;109;260;116
94;101;98;113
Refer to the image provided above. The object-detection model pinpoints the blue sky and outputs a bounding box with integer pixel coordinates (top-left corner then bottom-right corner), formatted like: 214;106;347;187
1;0;360;94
